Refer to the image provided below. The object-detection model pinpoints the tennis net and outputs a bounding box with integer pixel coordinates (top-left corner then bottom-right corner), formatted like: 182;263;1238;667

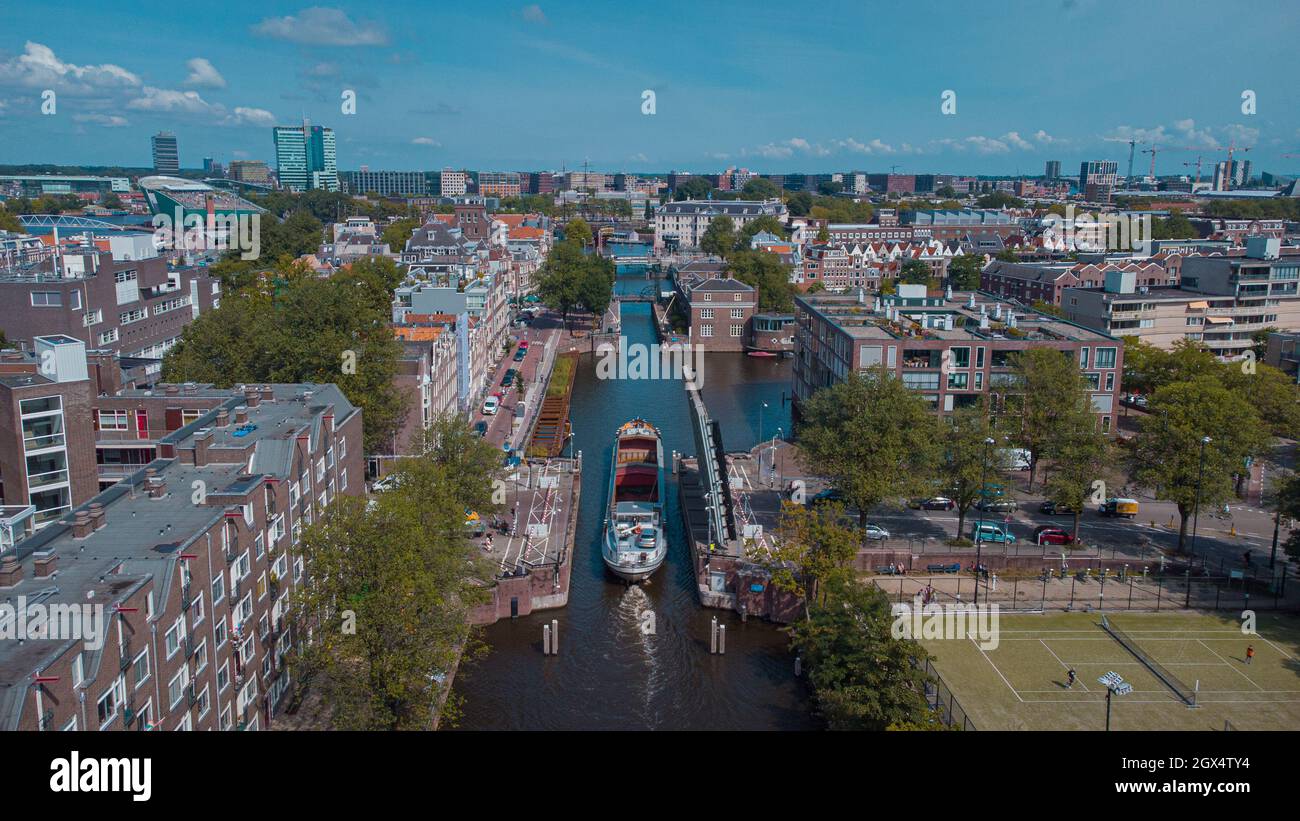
1100;615;1197;706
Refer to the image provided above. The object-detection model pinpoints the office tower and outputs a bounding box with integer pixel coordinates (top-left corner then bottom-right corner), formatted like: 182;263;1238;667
151;132;179;174
272;120;339;192
1079;160;1118;202
1045;160;1061;180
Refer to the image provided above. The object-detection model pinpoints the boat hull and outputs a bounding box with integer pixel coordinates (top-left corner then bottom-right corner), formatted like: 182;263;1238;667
602;418;667;583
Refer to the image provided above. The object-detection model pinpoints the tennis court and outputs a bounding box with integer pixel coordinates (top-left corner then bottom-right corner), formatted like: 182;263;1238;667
922;611;1300;730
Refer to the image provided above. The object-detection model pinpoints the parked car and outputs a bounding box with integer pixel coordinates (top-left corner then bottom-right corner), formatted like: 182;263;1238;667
971;523;1015;544
807;488;845;508
911;496;955;511
501;369;516;387
473;420;488;437
1033;525;1075;545
514;347;527;361
482;396;500;415
1099;497;1140;518
976;498;1017;513
864;524;890;541
1039;500;1076;515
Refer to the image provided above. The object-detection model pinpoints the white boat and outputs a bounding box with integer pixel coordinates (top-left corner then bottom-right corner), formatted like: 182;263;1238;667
602;418;667;582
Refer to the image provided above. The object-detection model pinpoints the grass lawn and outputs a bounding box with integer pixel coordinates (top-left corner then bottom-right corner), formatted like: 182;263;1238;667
923;610;1300;730
547;355;575;400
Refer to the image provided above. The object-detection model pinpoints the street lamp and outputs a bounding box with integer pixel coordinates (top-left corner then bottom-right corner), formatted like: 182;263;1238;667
974;436;995;605
758;401;768;446
1098;670;1133;731
1191;435;1211;557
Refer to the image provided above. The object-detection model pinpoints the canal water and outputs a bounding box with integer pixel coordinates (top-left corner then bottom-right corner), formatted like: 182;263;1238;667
452;286;813;729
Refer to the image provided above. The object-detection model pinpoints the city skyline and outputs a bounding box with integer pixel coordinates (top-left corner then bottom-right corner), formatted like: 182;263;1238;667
1;1;1298;175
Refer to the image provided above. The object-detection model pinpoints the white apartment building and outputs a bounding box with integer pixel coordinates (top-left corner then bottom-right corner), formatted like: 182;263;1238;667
653;199;788;250
440;169;468;197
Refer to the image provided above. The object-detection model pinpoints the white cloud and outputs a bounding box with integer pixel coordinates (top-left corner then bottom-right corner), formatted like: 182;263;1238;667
1003;131;1033;150
252;7;388;46
126;86;273;127
229;106;275;127
412;136;441;146
184;57;226;88
521;4;548;24
72;112;129;127
0;42;140;94
629;152;648;162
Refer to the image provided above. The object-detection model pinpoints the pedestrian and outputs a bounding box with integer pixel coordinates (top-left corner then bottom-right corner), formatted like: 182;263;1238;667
1066;668;1077;689
1245;644;1255;665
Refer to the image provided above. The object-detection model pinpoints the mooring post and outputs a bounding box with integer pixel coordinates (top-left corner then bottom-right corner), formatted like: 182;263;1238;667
710;616;718;654
718;623;726;655
543;624;551;655
551;619;559;655
794;656;802;677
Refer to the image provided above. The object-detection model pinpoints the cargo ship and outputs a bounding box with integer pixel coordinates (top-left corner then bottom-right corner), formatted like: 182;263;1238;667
601;418;667;582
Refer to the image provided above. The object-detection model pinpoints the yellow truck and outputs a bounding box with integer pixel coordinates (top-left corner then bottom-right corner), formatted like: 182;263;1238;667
1099;497;1139;519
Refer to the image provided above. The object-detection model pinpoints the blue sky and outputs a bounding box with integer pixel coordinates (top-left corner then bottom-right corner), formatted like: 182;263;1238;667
1;1;1298;176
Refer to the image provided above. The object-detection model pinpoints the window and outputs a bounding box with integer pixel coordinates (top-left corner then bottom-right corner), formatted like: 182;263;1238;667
700;325;713;338
730;325;744;337
216;660;230;693
194;639;208;673
211;574;225;605
730;308;744;319
1094;347;1117;369
702;293;712;301
119;308;147;325
97;677;125;728
219;703;232;731
191;594;204;628
99;328;119;345
132;649;150;689
31;291;62;307
168;668;189;709
733;293;742;301
98;410;130;431
164;617;185;659
256;572;268;600
947;372;968;389
1079;347;1090;369
214;617;228;650
700;308;714;319
233;550;251;582
196;686;211;719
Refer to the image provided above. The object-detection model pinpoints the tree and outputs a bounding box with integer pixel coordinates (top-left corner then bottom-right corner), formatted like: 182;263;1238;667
947;254;983;291
1043;393;1112;541
1219;363;1300;439
785;191;813;217
994;248;1019;262
381;217;419;251
1251;326;1280;360
534;241;585;329
1030;299;1064;318
162;259;408;454
787;578;934;730
816;226;830;243
699;214;737;258
1131;377;1269;552
976;191;1025;209
561;218;593;248
936;186;958;198
741;177;781;200
899;259;931;286
940;404;1007;541
1121;336;1217;397
735;215;789;248
288;414;499;729
0;206;22;233
673;177;713;201
765;503;860;619
817;180;844;196
727;250;795;313
1008;348;1087;491
798;369;940;527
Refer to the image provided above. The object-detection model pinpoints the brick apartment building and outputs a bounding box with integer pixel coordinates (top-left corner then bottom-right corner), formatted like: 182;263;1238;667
0;241;220;375
672;262;758;351
0;352;363;731
793;286;1124;430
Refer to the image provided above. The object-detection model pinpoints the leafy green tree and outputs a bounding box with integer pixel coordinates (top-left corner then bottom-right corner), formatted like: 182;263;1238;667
741;177;781;199
699;214;737;258
535;241;585;329
940;404;1007;540
562;218;593;248
1043;393;1112;541
936;186;958;198
288;414;499;729
381;217;420;251
787;578;934;730
765;502;860;619
0;206;22;233
673;177;712;201
816;226;830;243
817;180;844;196
727;250;795;313
994;248;1019;262
1131;377;1269;552
1219;363;1300;438
736;214;789;247
1009;348;1087;491
785;191;813;216
798;368;940;527
947;254;983;291
899;259;931;286
976;191;1025;209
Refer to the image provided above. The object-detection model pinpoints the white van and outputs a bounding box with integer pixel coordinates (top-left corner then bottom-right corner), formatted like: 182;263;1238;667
482;396;500;415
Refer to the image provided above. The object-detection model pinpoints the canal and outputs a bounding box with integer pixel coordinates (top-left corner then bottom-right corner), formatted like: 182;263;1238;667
452;288;815;729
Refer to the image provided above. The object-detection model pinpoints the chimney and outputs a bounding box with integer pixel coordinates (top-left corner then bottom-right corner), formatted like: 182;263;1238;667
88;503;106;531
216;408;229;427
244;387;260;408
0;555;22;587
195;428;212;467
72;511;93;539
234;406;248;425
165;385;180;395
260;385;274;402
33;551;56;578
145;468;167;499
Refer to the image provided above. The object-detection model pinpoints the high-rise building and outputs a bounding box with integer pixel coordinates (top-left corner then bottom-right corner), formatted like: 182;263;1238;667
151;132;179;174
477;171;521;197
1045;160;1061;180
1079;160;1118;202
341;170;428;197
272;121;338;192
439;169;468;197
228;160;272;184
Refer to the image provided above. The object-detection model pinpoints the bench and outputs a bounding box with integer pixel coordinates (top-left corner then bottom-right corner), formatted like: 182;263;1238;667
927;562;961;574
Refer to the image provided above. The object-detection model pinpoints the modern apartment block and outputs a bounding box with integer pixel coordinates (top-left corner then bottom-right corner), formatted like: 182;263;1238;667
341;169;428;197
653;199;788;250
793;286;1124;430
1061;238;1300;358
0;241;221;372
227;161;272;184
981;259;1173;306
151;132;180;174
477;171;522;198
273;121;338;192
439;169;469;197
1079;160;1119;203
0;378;364;731
899;209;1023;240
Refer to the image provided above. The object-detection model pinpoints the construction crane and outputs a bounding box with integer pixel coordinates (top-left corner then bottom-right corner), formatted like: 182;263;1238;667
1183;156;1205;186
1140;144;1162;179
1179;142;1253;190
1104;137;1140;182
